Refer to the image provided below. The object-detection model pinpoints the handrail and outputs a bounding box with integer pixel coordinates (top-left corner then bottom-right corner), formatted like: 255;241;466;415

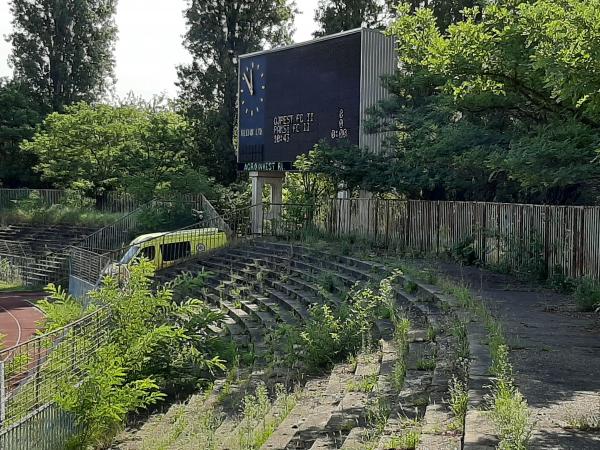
74;200;154;251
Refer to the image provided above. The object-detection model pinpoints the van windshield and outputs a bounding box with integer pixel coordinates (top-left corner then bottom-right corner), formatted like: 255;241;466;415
119;245;140;264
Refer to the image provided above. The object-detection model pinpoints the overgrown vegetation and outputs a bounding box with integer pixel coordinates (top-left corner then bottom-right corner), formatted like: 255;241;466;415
269;272;401;373
0;257;23;289
307;0;600;205
566;403;600;432
387;430;421;450
391;313;410;392
229;383;298;450
448;376;468;430
393;263;531;448
490;346;532;450
41;260;227;449
574;278;600;312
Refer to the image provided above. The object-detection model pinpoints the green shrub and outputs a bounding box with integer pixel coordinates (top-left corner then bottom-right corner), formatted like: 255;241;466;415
59;345;165;450
448;235;479;266
546;266;576;293
54;261;227;447
271;273;401;372
448;376;468;429
404;279;418;294
166;270;213;302
0;191;121;227
574;278;600;312
37;284;92;331
0;257;22;288
316;270;340;293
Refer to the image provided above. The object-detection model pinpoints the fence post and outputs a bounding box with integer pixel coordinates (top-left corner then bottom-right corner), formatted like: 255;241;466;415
385;200;390;249
405;200;411;250
0;360;5;427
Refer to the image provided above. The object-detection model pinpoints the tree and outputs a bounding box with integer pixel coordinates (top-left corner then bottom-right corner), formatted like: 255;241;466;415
312;1;600;204
400;0;480;32
312;0;478;37
0;79;46;187
22;103;214;202
177;0;296;184
313;0;386;37
9;0;118;111
386;0;600;202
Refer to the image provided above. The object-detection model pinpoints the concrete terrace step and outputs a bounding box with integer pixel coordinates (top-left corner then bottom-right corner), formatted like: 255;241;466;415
196;258;333;309
248;241;379;281
196;266;311;323
261;364;355;450
147;240;480;449
210;252;348;301
203;281;298;327
226;247;361;289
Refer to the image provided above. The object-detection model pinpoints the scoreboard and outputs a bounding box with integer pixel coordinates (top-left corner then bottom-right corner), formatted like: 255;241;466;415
237;28;396;172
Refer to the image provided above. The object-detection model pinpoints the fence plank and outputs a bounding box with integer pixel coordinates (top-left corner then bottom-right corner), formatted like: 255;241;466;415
323;199;600;281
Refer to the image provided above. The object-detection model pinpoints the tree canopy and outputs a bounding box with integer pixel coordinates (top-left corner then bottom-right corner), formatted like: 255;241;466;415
22;103;215;201
313;0;386;36
0;79;46;187
9;0;118;111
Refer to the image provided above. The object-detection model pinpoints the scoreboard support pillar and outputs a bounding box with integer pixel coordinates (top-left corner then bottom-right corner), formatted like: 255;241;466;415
250;171;285;235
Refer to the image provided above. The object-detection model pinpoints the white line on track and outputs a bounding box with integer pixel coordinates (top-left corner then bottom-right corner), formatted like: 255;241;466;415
0;301;23;361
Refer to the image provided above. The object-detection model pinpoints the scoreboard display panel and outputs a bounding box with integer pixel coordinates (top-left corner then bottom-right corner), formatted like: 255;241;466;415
237;29;396;171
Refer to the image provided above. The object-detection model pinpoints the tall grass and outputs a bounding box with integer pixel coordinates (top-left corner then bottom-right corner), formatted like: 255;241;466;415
0;205;121;227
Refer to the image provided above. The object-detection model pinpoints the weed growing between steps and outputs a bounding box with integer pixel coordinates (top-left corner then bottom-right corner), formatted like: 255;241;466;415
296;237;530;447
489;346;532;450
267;272;402;373
391;314;410;393
387;430;420;449
231;383;298;450
448;376;468;429
428;274;532;448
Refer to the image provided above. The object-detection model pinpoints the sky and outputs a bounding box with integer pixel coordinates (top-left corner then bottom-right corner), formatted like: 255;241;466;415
0;0;319;99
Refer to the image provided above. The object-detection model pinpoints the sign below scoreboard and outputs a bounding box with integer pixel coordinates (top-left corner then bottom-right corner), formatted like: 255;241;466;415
237;31;362;171
239;161;291;172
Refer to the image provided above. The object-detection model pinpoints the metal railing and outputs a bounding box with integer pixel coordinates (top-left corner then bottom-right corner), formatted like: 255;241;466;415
0;307;110;432
70;205;253;287
0;202;249;447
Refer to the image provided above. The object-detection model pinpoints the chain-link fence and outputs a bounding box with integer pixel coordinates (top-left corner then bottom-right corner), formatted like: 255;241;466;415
0;308;110;435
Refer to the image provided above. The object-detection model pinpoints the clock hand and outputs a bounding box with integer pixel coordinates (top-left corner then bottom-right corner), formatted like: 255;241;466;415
243;72;254;95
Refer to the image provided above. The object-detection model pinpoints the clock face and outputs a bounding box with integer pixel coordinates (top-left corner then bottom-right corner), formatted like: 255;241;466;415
240;61;266;117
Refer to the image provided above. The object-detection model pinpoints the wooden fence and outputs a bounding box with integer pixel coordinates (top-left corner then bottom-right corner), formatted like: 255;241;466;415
321;199;600;280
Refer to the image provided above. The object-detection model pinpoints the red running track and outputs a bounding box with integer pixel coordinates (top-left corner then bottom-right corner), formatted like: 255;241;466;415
0;292;45;355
